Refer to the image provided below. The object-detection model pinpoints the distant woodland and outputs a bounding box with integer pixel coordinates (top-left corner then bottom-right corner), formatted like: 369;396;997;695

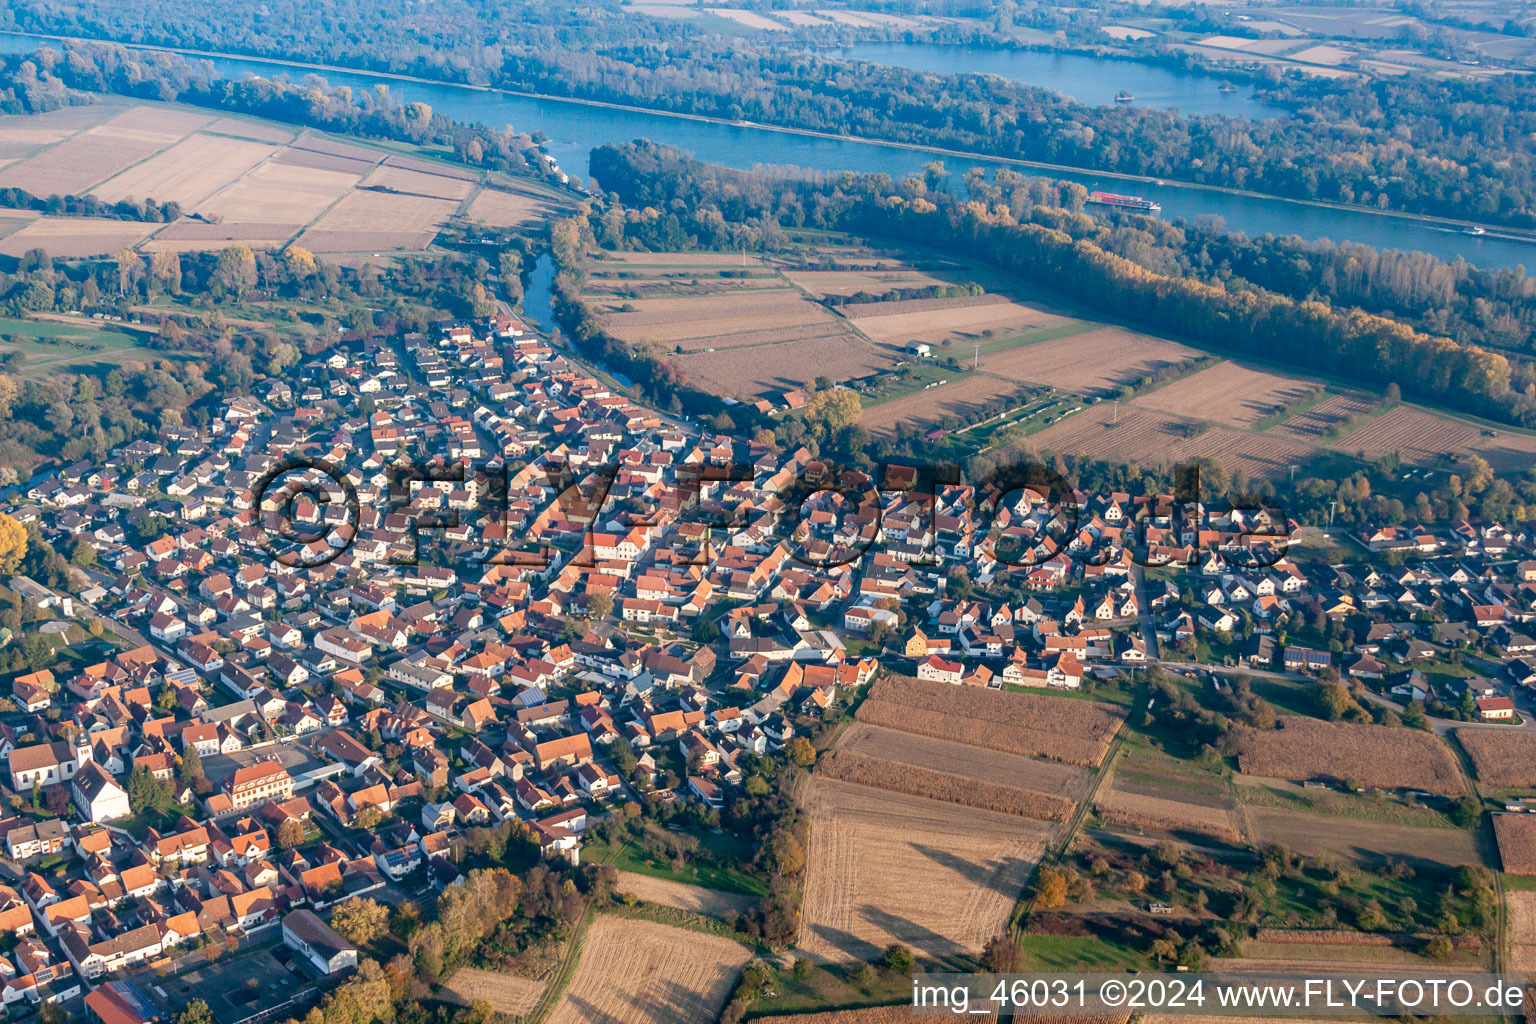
588;141;1532;427
3;0;1536;224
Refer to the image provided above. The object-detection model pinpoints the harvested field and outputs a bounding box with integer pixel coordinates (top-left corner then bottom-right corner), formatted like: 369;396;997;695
800;778;1051;963
0;104;118;147
143;221;299;252
855;675;1125;768
274;147;379;175
198;161;360;224
1268;391;1380;440
1240;805;1481;867
783;268;957;297
361;163;475;200
598;291;837;343
1094;785;1243;843
545;916;749;1024
298;189;458;252
439;967;544;1015
776;11;833;26
385;154;479;180
1494;814;1536;875
308;188;459;232
91;133;277;206
611;871;755;919
1235;717;1466;795
676;333;883;399
847;297;1062;346
291;134;383;161
601;250;769;266
818;750;1074;821
0;218;158;259
465;187;562;227
1332;405;1480;464
1031;404;1187;463
836;723;1090;802
707;7;789;28
0;125;171;197
1133;362;1316;428
1167;424;1319;479
1455;729;1536;788
103;106;214;141
980;326;1199;394
1472;429;1536;474
1508;890;1536;974
204;117;296;144
1031;403;1317;478
669;322;851;353
862;373;1029;434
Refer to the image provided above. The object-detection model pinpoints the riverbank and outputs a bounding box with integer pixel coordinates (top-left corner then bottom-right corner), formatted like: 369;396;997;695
7;29;1535;247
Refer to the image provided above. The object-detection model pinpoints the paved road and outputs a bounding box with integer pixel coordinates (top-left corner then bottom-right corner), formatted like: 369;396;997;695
1128;563;1161;660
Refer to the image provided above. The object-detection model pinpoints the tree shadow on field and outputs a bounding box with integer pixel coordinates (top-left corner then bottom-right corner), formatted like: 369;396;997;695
806;921;881;963
859;903;969;962
911;841;1021;892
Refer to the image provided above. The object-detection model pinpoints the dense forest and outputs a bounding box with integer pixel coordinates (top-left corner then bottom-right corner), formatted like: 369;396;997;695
588;140;1526;426
4;1;1536;225
955;168;1536;364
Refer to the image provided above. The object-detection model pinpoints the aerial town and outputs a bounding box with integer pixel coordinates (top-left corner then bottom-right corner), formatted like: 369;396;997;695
2;299;1535;1023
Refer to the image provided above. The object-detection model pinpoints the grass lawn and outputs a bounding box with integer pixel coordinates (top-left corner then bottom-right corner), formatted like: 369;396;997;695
750;962;913;1017
0;316;166;379
585;838;768;897
1017;933;1147;970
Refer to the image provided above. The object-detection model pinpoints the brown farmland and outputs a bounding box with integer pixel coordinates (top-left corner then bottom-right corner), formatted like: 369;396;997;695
545;915;750;1024
980;326;1199;394
800;778;1051;963
439;967;544;1016
1133;361;1316;428
855;675;1125;768
1094;785;1243;843
465;186;564;227
1235;717;1466;795
1455;729;1536;788
1268;391;1380;441
1332;405;1481;464
836;723;1091;802
0;218;158;259
862;374;1031;434
676;333;884;400
1241;805;1482;867
1031;403;1317;479
1507;890;1536;973
91;133;276;207
610;871;755;919
818;749;1074;821
1494;814;1536;875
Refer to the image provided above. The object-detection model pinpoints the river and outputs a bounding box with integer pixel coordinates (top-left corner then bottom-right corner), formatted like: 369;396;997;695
824;42;1289;119
1;31;1532;270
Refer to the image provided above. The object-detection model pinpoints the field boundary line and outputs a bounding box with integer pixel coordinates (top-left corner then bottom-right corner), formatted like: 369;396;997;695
1008;693;1139;938
524;843;623;1024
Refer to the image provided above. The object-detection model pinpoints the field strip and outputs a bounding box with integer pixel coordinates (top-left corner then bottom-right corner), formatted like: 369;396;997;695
1009;695;1138;936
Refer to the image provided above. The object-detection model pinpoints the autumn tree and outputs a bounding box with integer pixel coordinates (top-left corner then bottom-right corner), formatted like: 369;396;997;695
1035;865;1068;908
330;897;389;945
0;513;27;573
215;246;258;300
982;934;1025;973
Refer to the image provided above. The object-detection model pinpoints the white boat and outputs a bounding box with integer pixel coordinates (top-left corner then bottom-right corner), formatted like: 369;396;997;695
1465;226;1486;236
